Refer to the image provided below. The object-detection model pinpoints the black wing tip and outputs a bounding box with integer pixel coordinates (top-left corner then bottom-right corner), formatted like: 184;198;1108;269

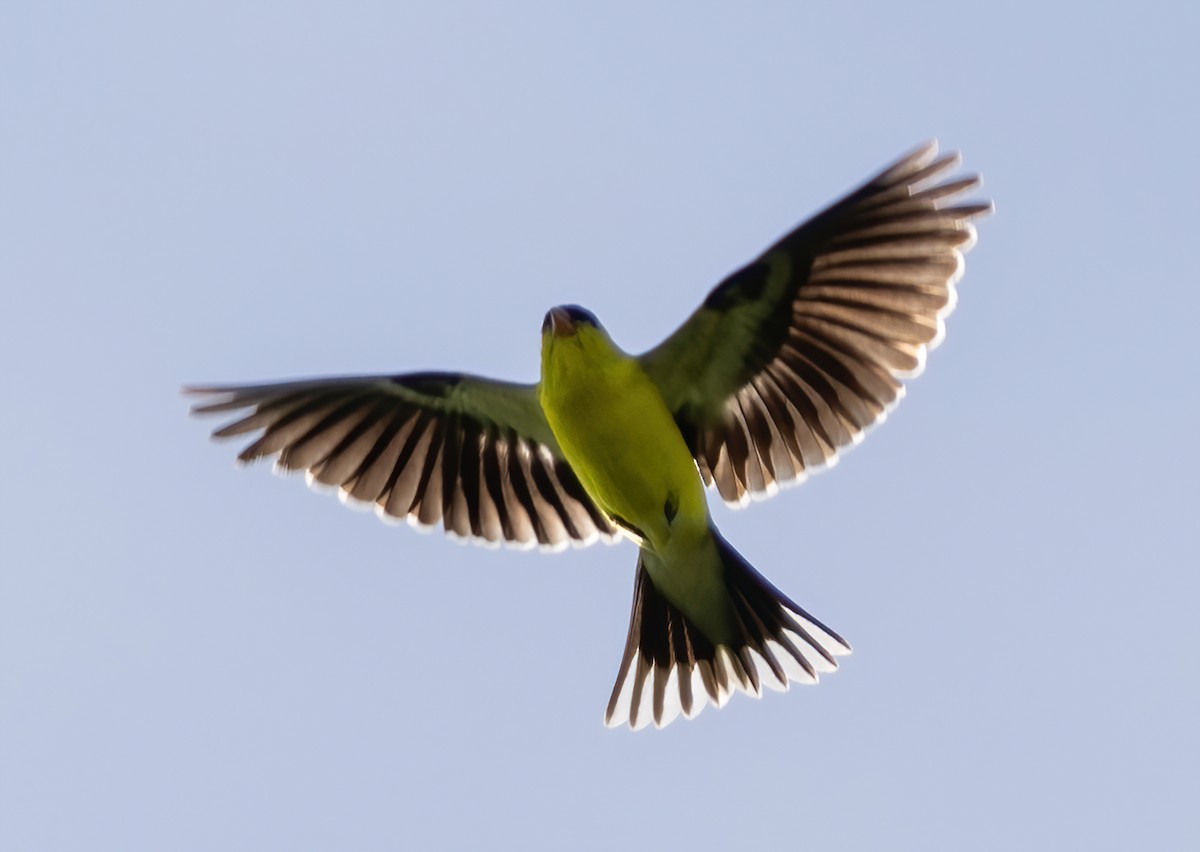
904;138;940;160
881;139;990;190
182;382;244;397
879;139;944;179
185;390;235;416
969;198;996;217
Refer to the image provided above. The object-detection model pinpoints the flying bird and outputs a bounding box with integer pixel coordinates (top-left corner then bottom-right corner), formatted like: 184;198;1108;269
187;141;990;730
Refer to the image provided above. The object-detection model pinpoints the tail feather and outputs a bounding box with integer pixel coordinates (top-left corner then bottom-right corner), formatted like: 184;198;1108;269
605;533;850;730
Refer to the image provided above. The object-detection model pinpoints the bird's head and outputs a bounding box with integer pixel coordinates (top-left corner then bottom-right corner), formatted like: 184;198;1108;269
540;304;622;382
542;304;601;338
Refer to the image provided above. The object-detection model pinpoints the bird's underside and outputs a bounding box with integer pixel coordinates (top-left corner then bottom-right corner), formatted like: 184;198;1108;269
187;140;990;729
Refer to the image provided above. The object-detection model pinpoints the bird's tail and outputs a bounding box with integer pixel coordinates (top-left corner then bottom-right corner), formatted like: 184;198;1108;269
604;531;851;730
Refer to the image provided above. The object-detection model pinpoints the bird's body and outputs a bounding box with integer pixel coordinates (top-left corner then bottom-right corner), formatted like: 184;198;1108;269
538;312;707;553
188;141;991;729
538;309;731;648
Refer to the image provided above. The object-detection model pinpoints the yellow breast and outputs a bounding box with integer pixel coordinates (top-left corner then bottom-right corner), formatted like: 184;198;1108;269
538;329;706;551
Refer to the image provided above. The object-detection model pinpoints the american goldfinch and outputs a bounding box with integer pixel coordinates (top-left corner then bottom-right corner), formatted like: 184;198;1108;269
188;141;990;729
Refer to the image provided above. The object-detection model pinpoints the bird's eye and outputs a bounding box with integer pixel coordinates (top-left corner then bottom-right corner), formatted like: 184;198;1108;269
542;312;553;333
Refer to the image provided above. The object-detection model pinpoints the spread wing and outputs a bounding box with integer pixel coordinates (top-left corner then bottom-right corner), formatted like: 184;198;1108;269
186;372;618;550
640;141;992;506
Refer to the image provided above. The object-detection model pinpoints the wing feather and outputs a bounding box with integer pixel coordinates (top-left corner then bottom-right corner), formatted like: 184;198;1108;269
641;141;990;504
186;373;617;550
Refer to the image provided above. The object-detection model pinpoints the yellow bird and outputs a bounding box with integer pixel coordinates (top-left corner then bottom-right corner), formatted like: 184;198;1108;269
187;141;990;729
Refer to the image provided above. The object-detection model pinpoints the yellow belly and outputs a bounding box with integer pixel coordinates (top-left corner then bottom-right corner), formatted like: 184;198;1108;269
539;356;706;551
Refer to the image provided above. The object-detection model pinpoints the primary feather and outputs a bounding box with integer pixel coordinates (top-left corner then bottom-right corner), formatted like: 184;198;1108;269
186;373;617;550
641;140;991;505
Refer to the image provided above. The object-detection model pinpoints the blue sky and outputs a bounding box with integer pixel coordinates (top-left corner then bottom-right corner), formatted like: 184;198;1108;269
3;2;1197;850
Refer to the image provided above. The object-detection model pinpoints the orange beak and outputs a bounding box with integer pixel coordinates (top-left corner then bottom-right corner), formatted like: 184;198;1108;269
546;307;576;338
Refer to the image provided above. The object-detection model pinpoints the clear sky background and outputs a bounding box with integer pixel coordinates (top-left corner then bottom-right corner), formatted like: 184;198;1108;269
3;3;1197;850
